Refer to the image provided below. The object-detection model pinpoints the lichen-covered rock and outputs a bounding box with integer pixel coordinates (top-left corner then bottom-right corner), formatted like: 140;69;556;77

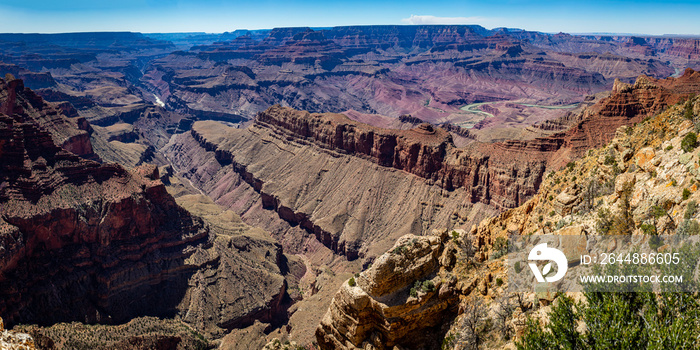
0;317;36;350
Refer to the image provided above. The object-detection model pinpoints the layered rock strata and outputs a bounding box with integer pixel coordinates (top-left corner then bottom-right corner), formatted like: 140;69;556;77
0;78;292;337
166;115;500;261
166;70;700;263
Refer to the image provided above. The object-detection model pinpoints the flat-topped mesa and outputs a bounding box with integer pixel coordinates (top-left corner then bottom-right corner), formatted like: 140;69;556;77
255;105;453;180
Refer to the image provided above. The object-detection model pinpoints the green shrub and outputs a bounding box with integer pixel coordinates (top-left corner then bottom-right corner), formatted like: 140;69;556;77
685;100;694;120
514;261;522;273
422;280;435;293
683;188;692;201
348;277;356;287
649;235;663;251
393;245;408;254
611;163;621;176
677;219;700;235
652;205;667;219
409;287;418;297
442;333;457;350
566;162;576;171
604;154;616;165
451;230;459;241
538;215;544;222
682;132;698;152
639;223;656;235
666;145;674;151
685;200;697;219
556;219;568;230
496;278;504;286
596;207;613;234
491;237;509;259
517;292;662;350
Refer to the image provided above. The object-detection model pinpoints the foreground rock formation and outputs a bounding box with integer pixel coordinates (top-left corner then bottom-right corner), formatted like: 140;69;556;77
427;93;700;350
315;229;460;349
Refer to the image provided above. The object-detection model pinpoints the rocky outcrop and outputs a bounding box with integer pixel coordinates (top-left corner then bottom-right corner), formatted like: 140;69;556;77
315;229;459;349
255;106;452;178
0;63;56;90
0;317;36;350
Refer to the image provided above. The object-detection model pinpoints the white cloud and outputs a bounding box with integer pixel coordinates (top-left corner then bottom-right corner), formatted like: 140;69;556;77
401;15;494;26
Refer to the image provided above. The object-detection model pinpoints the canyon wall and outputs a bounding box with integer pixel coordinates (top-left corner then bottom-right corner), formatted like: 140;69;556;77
0;78;293;338
164;70;700;265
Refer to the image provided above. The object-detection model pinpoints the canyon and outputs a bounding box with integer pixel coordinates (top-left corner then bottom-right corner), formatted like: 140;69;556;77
0;77;305;347
0;26;699;349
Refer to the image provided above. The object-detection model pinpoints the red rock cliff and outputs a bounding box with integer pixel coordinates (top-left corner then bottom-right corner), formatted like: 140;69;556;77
0;77;213;327
253;69;700;210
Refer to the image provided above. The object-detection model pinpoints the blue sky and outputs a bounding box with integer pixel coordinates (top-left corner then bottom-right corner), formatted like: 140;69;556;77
0;0;698;35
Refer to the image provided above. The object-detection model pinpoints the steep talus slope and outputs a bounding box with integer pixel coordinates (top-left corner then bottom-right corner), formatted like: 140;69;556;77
0;77;294;341
165;116;497;261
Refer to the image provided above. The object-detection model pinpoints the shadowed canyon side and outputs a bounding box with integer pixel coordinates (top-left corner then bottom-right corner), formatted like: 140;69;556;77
0;77;207;327
0;77;296;341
